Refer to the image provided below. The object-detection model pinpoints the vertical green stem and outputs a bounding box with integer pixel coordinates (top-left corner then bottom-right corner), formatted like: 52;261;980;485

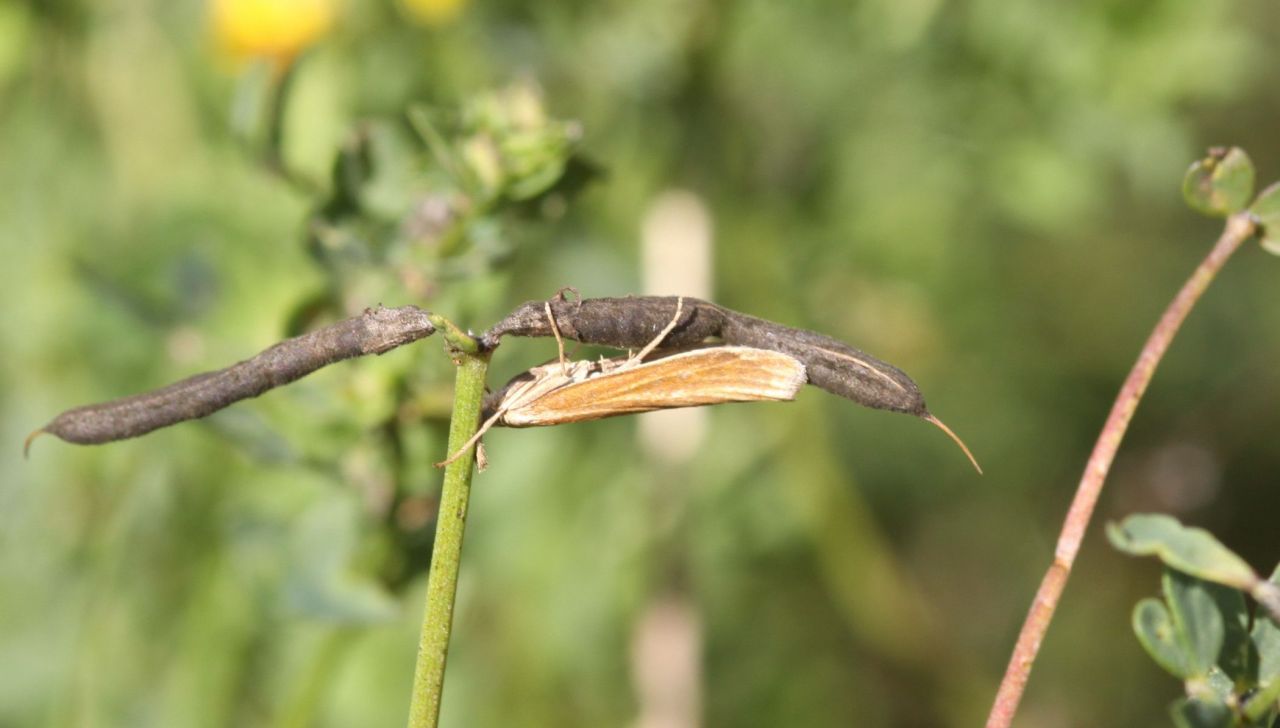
407;322;489;728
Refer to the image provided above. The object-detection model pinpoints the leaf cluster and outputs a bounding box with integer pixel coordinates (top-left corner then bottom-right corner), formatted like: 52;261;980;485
1111;514;1280;728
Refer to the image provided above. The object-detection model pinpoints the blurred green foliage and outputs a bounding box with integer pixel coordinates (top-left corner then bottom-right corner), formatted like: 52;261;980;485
3;1;1280;727
1182;147;1256;218
1110;515;1280;726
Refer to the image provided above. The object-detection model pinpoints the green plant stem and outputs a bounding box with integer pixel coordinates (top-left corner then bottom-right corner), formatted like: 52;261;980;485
985;212;1258;728
406;323;489;728
1253;582;1280;624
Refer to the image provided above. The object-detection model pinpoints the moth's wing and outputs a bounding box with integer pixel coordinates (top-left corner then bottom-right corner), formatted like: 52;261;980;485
501;347;806;427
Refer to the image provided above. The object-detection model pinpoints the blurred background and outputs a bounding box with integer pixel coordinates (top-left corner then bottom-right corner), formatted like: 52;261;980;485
3;1;1280;726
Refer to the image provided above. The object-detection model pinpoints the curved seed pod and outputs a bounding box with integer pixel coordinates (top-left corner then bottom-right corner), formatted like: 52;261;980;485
26;306;435;454
29;294;978;472
484;295;727;352
485;295;925;413
484;294;980;472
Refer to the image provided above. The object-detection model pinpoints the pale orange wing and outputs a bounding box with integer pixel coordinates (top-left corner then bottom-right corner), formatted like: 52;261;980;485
500;346;806;427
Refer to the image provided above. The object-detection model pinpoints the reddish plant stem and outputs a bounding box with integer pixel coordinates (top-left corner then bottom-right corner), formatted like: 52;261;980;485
985;213;1258;728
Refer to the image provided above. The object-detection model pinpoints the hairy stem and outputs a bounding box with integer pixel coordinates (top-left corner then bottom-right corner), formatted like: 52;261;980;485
985;213;1258;728
406;326;489;728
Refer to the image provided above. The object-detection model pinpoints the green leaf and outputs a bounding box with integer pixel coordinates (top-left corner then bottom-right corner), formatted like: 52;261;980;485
1203;667;1236;703
284;500;399;624
1107;514;1259;590
499;126;574;201
1255;564;1280;688
1165;571;1226;679
1135;597;1194;678
0;3;32;89
1182;147;1255;217
1171;697;1234;728
1204;580;1254;683
328;126;376;214
358;121;430;221
204;409;302;467
461;134;503;198
504;155;568;201
406;104;466;186
1250;182;1280;256
1243;672;1280;725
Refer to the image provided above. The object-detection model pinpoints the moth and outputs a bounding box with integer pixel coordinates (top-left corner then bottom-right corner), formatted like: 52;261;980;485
485;292;981;472
436;298;807;467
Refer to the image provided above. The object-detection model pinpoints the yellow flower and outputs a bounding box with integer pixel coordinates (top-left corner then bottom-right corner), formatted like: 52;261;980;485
399;0;468;27
211;0;336;63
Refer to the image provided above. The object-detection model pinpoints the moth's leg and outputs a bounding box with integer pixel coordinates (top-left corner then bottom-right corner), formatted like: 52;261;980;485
435;407;507;468
554;286;581;308
545;301;569;375
630;296;685;365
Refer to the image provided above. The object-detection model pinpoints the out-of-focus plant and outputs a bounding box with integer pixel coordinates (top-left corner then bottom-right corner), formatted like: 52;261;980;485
302;82;586;314
398;0;469;27
988;148;1280;728
272;76;589;563
211;0;335;65
206;29;593;718
1109;515;1280;728
11;3;1280;727
249;75;589;728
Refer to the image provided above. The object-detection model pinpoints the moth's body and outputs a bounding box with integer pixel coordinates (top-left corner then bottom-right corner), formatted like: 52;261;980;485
436;298;809;466
488;346;808;427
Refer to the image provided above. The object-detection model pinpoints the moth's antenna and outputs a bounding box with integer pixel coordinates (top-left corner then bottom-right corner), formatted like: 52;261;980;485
436;408;506;468
545;301;568;375
923;413;982;474
632;297;685;363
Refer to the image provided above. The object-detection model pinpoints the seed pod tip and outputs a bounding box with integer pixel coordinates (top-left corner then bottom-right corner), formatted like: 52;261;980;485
23;428;45;459
923;413;982;474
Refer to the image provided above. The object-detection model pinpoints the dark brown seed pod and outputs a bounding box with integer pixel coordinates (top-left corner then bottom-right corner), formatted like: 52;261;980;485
25;305;435;455
484;293;980;472
29;293;978;472
485;295;925;412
